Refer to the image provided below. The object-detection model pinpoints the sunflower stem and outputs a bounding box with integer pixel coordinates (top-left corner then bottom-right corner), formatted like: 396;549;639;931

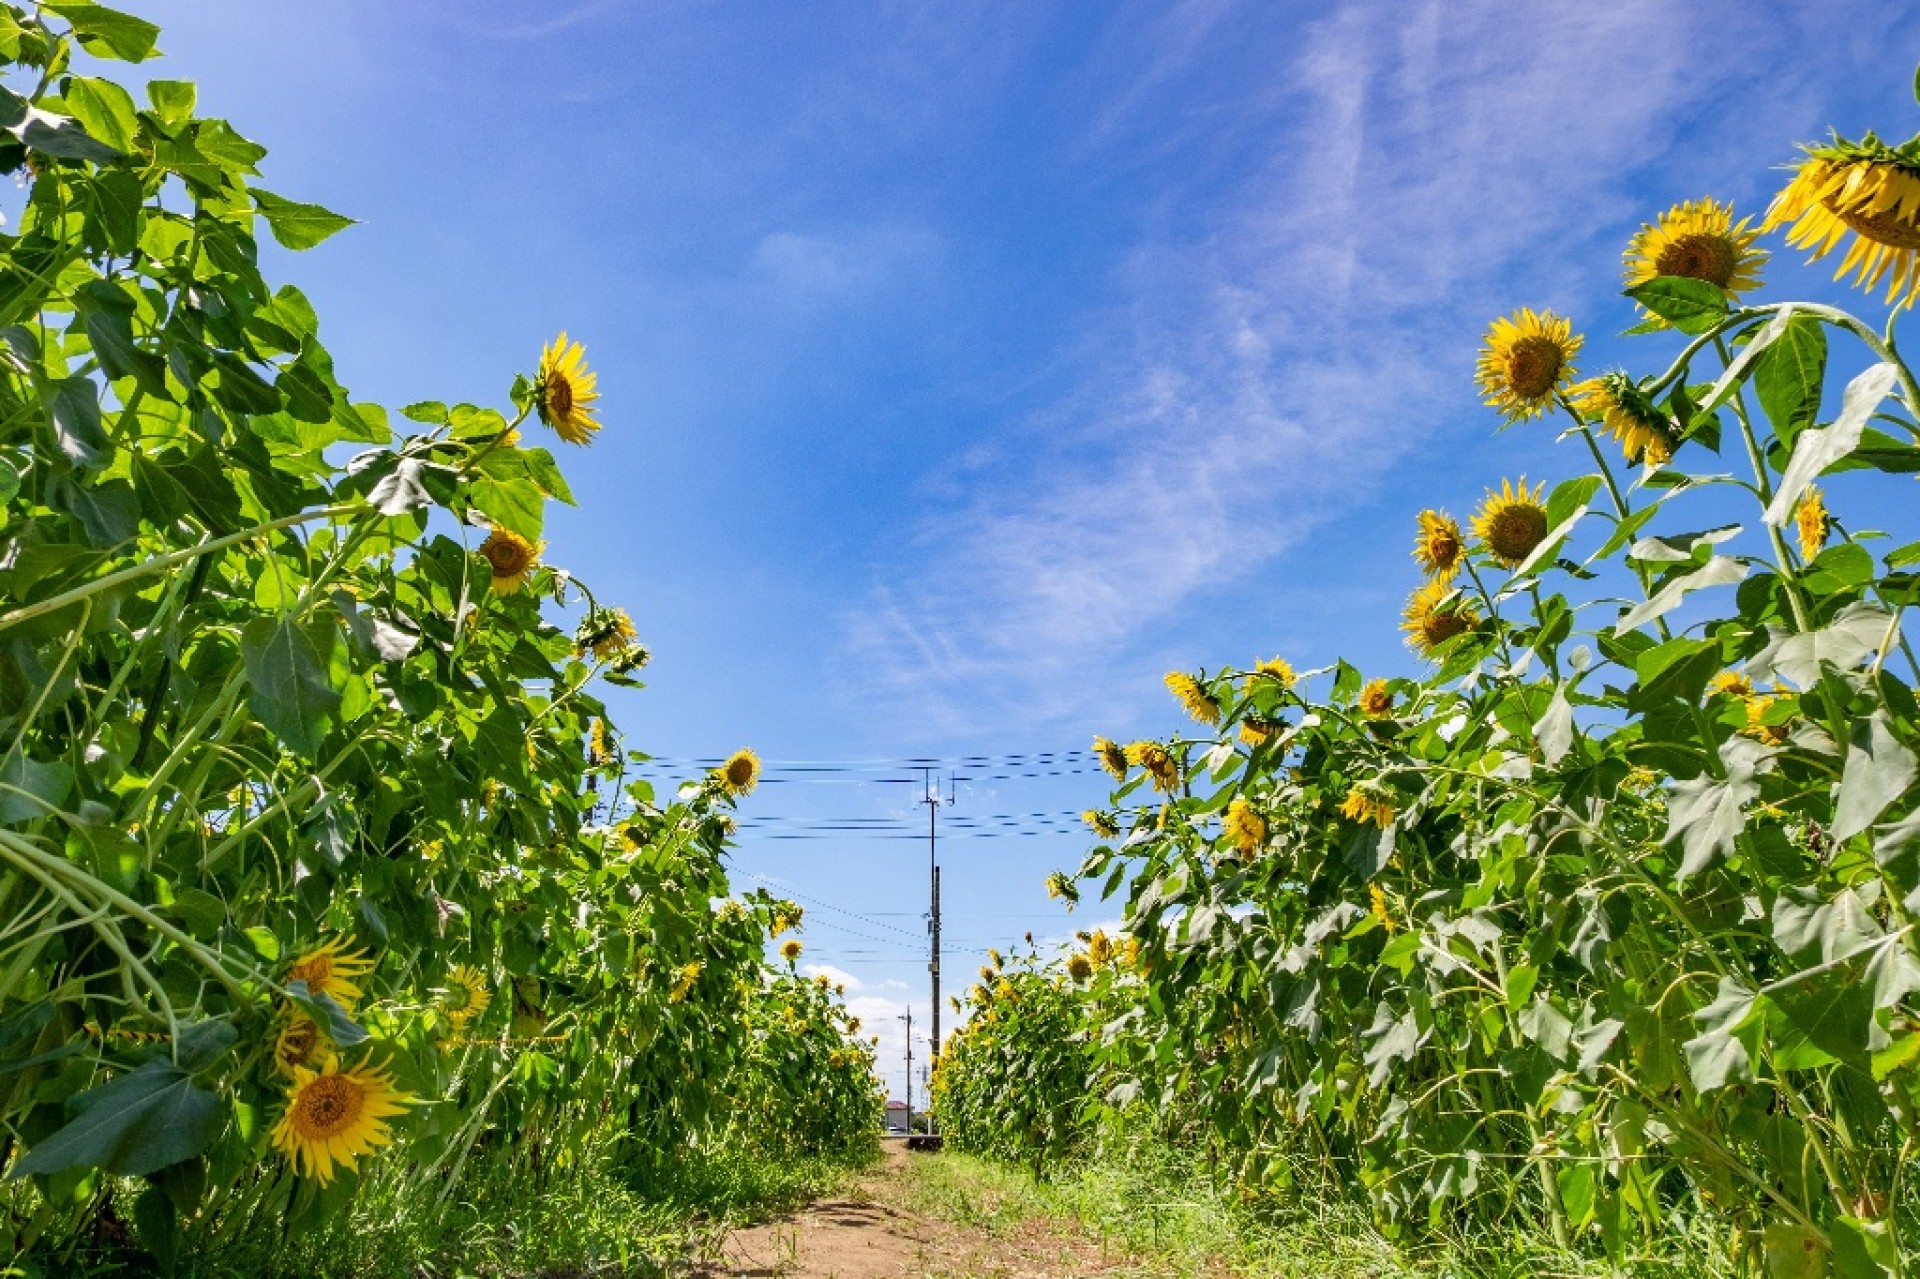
1565;411;1670;640
1716;336;1813;633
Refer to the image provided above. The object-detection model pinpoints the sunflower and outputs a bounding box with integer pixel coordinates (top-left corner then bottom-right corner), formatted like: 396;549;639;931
771;905;801;935
1401;579;1479;658
1568;373;1676;465
442;964;490;1028
535;332;602;445
1223;796;1267;856
271;1058;413;1186
780;939;803;963
1709;670;1755;699
1762;137;1920;310
1368;883;1398;934
587;718;611;766
1238;716;1278;747
1164;671;1221;725
478;527;542;594
1254;656;1296;687
1088;931;1113;967
1357;678;1393;719
1082;809;1119;839
1092;736;1129;782
1742;694;1793;746
1339;788;1396;830
668;961;702;1004
271;1011;334;1078
1044;871;1077;904
1476;308;1582;422
286;938;374;1008
719;748;760;796
1066;953;1093;983
578;607;638;661
1412;510;1464;581
994;979;1017;1002
1624;198;1766;306
1122;936;1142;970
1124;740;1181;792
1795;485;1831;561
978;963;995;982
1472;478;1550;568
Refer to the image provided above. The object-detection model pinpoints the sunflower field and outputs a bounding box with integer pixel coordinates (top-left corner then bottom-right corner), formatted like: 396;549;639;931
935;93;1920;1279
0;7;877;1274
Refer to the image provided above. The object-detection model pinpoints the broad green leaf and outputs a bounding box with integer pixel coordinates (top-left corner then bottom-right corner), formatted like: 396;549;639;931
1831;1215;1898;1279
1749;602;1891;688
1700;308;1795;416
1832;710;1917;842
61;76;139;152
1628;524;1740;563
240;614;342;757
145;79;194;126
12;1061;221;1178
1614;556;1747;634
1765;361;1899;526
1752;313;1827;443
252;189;355;250
367;458;431;515
1681;976;1761;1090
283;982;369;1049
44;1;161;61
0;746;73;824
1532;683;1574;766
1666;736;1767;880
1625;275;1728;334
1774;887;1879;965
1763;1223;1826;1279
49;377;107;466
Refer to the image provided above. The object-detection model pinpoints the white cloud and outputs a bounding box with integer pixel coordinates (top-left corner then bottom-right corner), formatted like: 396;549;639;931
751;226;944;302
801;962;862;993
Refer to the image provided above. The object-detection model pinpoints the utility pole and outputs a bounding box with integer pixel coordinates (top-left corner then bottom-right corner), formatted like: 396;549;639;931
898;1008;913;1133
918;770;953;1060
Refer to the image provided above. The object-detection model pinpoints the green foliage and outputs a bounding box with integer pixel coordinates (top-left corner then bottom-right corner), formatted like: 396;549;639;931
0;4;877;1272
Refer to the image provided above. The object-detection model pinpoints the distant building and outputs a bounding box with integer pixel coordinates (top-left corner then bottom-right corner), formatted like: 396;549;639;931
883;1099;910;1129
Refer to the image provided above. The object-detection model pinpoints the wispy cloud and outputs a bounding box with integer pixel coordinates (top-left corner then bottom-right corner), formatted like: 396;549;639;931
839;0;1831;737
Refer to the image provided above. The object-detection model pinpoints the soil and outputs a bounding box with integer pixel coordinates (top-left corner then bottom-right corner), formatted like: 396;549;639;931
685;1141;1140;1278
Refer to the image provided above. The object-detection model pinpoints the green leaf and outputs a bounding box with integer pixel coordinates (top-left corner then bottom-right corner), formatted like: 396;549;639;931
252;189;355;251
44;2;161;61
1774;887;1880;964
1749;602;1891;688
1766;361;1900;526
1831;1215;1898;1279
401;400;448;425
283;982;369;1049
1628;524;1741;563
468;474;543;541
1752;314;1827;444
12;1061;222;1178
1763;1222;1826;1279
0;746;73;824
1700;309;1796;417
1666;736;1767;880
240;614;342;757
1833;710;1917;842
145;79;194;127
1681;976;1761;1090
1613;556;1747;634
1625;275;1728;335
61;76;139;152
49;377;107;466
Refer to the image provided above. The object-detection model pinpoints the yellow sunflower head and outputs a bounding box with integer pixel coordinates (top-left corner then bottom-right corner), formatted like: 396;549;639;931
1795;485;1832;561
1123;740;1181;792
1762;137;1920;310
1093;736;1129;780
1254;656;1296;687
1222;796;1267;856
1164;671;1221;725
1339;787;1396;830
669;960;702;1004
1237;716;1278;748
1475;308;1582;422
479;527;542;595
1368;882;1398;934
1412;510;1464;581
578;607;638;661
1709;670;1755;699
587;718;612;766
1357;677;1394;719
271;1058;413;1186
1066;952;1093;983
286;937;374;1009
442;964;491;1027
1082;809;1120;839
1044;870;1077;904
719;748;760;796
1471;477;1550;569
535;331;602;445
1568;373;1676;466
1741;693;1794;746
780;939;803;963
1624;198;1766;306
271;1011;335;1078
1400;579;1479;658
1088;930;1114;967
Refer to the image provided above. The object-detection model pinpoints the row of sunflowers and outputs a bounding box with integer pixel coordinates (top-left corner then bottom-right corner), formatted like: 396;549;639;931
936;90;1920;1278
0;6;878;1272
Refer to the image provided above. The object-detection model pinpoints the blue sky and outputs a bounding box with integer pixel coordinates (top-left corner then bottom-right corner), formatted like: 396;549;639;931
142;0;1920;1102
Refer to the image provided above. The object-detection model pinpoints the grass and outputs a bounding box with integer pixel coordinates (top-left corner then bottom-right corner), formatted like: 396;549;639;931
894;1136;1741;1279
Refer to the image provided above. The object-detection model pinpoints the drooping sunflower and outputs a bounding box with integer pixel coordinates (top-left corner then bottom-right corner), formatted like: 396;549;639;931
1254;656;1296;687
771;905;802;935
1164;671;1221;725
578;607;638;661
780;939;803;963
1762;136;1920;310
478;527;542;595
1044;870;1077;904
286;938;375;1008
1795;485;1832;561
1624;198;1766;306
587;718;612;766
1357;678;1394;719
1472;478;1551;568
535;331;602;445
668;961;702;1004
441;964;491;1028
1475;308;1583;422
1568;373;1677;465
271;1011;334;1078
1222;796;1267;856
271;1058;413;1186
1092;736;1129;781
1368;883;1398;934
1339;787;1396;830
1066;953;1093;983
1238;716;1278;748
1123;740;1181;793
1400;579;1479;658
1082;809;1120;839
1088;930;1114;967
1412;510;1464;581
719;748;760;796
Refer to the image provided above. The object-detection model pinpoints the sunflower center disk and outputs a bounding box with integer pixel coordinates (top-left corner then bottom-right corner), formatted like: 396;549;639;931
484;542;532;576
1504;338;1564;399
1488;508;1548;562
547;375;574;418
1656;232;1739;287
295;1077;365;1137
1832;202;1920;250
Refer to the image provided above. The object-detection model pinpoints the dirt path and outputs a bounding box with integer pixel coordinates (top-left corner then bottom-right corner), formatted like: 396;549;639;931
688;1141;1137;1278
